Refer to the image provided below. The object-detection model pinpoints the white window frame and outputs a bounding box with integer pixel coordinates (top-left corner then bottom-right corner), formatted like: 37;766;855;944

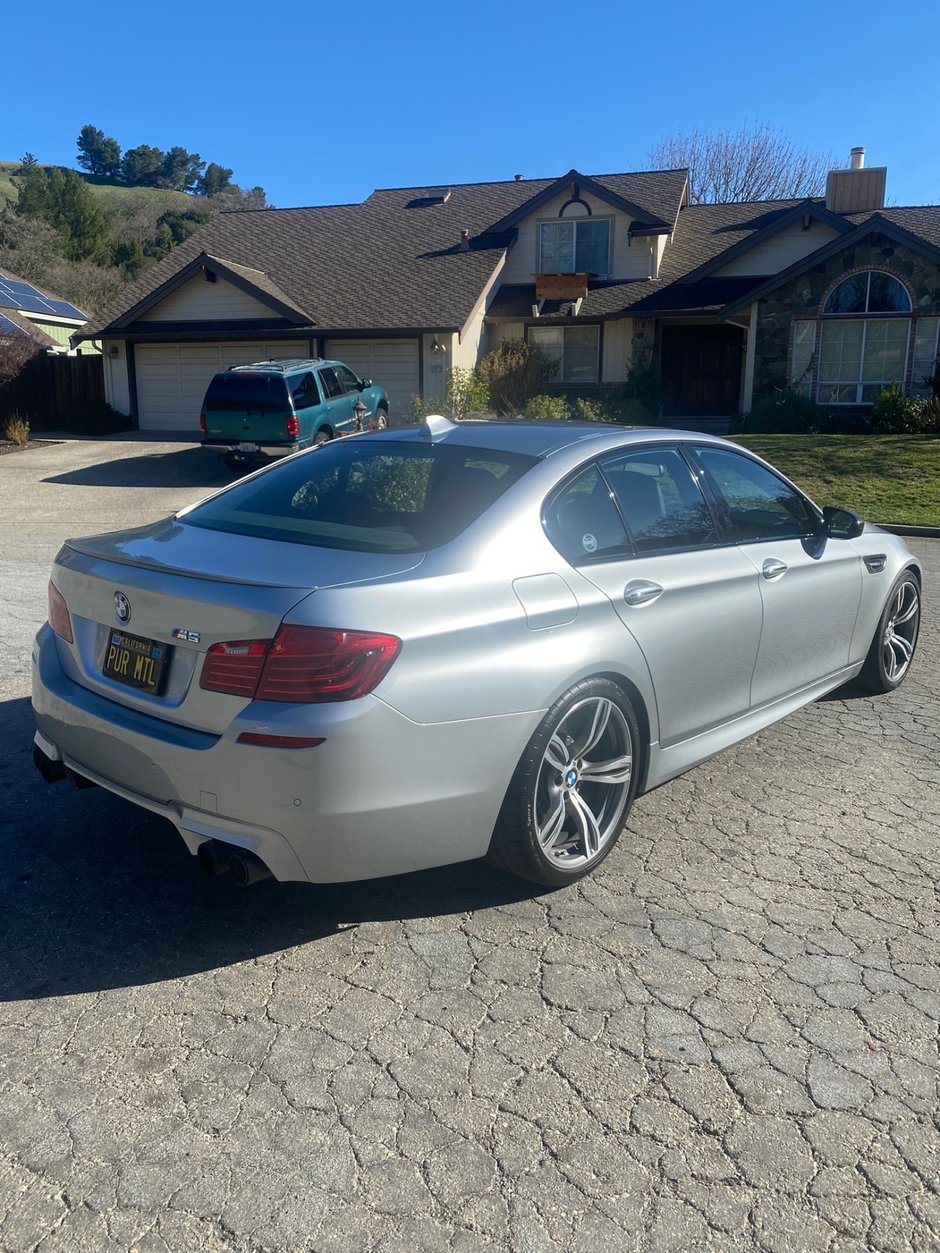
538;218;611;277
528;324;600;384
817;317;911;406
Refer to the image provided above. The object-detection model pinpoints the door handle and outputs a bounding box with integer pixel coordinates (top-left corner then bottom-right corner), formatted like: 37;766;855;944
623;579;664;607
762;558;788;580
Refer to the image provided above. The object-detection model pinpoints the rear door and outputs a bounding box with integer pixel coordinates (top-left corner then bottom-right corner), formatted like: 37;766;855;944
316;366;355;434
545;448;763;747
690;444;863;706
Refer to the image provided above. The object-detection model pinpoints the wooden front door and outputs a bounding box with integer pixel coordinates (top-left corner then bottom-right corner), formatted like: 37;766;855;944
660;325;744;417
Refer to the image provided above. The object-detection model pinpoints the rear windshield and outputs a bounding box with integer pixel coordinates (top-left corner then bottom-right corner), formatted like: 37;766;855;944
182;438;537;552
203;373;290;413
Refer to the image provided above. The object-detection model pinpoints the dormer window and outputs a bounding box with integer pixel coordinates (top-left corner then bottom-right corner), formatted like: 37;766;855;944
539;219;610;276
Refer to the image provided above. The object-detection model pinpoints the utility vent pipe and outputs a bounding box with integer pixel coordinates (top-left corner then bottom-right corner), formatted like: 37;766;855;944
850;147;866;170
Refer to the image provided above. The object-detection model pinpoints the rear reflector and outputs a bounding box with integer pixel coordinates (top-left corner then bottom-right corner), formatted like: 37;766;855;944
48;581;73;644
236;732;325;749
200;625;401;703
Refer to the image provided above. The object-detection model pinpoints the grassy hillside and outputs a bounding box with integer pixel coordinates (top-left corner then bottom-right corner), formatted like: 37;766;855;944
0;160;191;215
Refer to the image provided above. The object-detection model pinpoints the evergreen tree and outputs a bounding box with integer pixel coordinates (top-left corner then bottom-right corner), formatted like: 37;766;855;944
76;125;122;179
196;162;233;197
15;167;111;265
120;145;165;187
158;147;205;192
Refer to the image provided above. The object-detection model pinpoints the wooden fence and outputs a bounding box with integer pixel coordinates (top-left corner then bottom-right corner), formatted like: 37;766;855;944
1;352;105;428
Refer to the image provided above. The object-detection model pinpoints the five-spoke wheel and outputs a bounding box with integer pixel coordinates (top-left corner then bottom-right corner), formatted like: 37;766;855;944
859;571;920;693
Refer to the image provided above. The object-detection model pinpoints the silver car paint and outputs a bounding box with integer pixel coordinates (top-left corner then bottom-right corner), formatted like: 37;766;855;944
33;424;922;882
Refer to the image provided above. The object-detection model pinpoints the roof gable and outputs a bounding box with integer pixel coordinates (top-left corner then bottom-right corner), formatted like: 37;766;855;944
487;168;676;234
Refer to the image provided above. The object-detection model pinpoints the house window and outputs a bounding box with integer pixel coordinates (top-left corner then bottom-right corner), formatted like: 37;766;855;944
912;318;940;397
529;325;600;383
817;271;912;405
539;219;610;275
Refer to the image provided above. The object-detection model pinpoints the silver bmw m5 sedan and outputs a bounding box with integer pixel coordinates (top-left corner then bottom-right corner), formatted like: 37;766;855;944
32;417;922;888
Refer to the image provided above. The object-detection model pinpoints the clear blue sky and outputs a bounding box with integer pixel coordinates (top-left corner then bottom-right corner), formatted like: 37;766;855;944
7;0;939;208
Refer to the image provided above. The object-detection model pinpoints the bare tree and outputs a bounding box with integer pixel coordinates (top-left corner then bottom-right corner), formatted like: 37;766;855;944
649;122;834;204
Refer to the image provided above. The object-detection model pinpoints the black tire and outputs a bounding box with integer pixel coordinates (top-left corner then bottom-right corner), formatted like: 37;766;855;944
372;407;389;431
857;570;921;694
488;678;640;887
313;429;332;446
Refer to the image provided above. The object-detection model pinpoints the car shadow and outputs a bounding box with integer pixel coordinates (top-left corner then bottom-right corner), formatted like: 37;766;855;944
1;697;543;1001
43;447;236;490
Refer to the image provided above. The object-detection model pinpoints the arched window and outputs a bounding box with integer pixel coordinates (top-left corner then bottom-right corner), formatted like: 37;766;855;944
817;271;911;404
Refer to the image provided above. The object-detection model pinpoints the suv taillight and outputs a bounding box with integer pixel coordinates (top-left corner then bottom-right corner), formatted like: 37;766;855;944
199;412;207;435
286;412;300;437
200;626;400;703
48;581;73;644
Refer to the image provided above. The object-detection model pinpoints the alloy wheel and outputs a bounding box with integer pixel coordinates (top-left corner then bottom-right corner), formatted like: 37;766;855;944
883;580;919;682
533;696;634;870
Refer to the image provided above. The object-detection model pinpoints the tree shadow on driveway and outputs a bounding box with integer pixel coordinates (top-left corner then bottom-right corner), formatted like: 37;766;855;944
0;696;543;1002
43;448;235;490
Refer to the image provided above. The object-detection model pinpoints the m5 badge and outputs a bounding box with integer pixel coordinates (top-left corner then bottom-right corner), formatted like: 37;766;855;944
171;627;201;643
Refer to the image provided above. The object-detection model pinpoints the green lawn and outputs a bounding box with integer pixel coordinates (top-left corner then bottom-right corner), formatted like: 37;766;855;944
731;434;940;528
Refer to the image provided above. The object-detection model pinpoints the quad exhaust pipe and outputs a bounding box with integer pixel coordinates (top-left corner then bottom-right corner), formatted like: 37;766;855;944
198;839;272;887
33;745;96;789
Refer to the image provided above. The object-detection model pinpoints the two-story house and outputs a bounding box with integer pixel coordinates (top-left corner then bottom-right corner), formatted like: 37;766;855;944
75;151;940;431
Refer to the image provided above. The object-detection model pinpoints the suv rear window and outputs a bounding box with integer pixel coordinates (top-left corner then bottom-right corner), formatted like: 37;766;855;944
203;373;290;413
183;439;537;552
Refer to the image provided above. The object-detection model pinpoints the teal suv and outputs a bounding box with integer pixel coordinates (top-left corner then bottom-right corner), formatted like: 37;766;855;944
200;358;390;468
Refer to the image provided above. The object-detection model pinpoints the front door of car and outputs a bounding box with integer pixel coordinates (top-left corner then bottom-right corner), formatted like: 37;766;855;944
546;449;764;748
316;366;355;434
690;445;863;707
334;364;372;428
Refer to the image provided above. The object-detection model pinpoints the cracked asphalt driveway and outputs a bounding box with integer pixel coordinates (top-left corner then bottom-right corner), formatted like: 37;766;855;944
1;439;938;1251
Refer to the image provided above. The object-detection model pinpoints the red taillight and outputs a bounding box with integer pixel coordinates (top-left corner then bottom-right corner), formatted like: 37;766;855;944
199;412;207;435
200;625;401;703
199;639;269;697
258;626;400;703
286;412;300;437
48;581;73;644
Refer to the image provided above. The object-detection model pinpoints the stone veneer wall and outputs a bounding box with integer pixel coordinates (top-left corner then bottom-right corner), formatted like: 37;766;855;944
754;232;940;394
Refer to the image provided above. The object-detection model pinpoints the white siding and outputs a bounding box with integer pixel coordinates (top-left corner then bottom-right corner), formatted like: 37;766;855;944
103;343;131;415
147;274;278;320
135;341;304;431
324;339;419;420
602;319;632;382
715;222;840;277
501;189;655;284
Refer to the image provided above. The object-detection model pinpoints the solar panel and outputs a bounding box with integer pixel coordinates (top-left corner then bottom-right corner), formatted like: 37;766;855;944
0;275;86;319
2;280;39;295
0;312;26;335
45;298;86;319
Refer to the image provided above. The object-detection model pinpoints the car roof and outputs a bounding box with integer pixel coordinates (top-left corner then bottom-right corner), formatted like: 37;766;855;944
223;358;346;375
377;417;732;459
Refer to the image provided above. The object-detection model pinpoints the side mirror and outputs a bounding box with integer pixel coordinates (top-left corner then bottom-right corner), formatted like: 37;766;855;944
822;505;864;540
360;377;372;389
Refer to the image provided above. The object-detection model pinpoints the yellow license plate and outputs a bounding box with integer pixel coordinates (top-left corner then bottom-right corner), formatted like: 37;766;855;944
102;630;167;694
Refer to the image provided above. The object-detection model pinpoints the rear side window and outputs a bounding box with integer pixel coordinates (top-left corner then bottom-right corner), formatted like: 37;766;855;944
203;373;290;413
544;466;631;563
601;448;717;553
692;446;819;542
182;440;536;552
318;367;344;399
290;372;320;409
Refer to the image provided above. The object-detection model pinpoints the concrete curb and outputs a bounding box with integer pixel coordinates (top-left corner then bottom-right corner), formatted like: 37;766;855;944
876;524;940;539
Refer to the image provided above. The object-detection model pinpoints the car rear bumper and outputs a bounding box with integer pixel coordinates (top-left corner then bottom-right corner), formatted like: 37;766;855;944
201;438;308;457
32;624;538;883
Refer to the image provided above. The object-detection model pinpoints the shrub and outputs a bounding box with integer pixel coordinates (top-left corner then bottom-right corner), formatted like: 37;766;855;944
3;412;30;445
570;396;612;423
870;383;937;434
524;394;569;419
446;367;490;419
475;340;557;416
61;399;130;435
618;362;663;423
742;388;829;434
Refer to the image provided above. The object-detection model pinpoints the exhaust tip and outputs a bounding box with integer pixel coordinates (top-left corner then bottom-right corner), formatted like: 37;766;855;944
33;745;67;784
229;849;273;887
197;839;233;876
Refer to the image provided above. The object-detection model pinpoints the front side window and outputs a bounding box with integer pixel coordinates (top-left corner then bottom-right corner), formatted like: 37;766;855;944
529;325;599;383
817;271;912;405
692;446;819;543
601;448;717;554
539;219;610;275
334;364;362;393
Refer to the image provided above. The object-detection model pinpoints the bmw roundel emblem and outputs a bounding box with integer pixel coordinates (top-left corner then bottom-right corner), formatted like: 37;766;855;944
114;591;131;623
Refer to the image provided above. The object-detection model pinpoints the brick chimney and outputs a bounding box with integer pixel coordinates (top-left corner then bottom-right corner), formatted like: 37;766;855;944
825;147;886;213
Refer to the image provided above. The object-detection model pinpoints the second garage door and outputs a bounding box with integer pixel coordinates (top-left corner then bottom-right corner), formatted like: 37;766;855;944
325;339;419;421
136;342;307;432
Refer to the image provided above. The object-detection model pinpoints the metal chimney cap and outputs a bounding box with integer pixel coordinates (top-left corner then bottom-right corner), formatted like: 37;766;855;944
850;147;866;169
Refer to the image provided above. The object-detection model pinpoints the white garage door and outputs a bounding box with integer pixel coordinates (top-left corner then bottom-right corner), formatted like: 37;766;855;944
325;339;419;421
135;342;306;432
